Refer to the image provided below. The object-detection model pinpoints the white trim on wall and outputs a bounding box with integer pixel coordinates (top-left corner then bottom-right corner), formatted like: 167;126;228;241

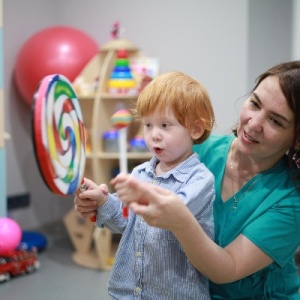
0;0;6;217
292;0;300;59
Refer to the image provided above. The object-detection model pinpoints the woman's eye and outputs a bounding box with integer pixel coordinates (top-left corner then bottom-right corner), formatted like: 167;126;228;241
144;123;151;128
250;99;259;108
270;117;282;127
162;123;168;128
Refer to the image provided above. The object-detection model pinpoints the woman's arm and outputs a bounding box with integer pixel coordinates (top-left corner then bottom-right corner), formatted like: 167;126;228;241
172;209;273;283
111;173;273;283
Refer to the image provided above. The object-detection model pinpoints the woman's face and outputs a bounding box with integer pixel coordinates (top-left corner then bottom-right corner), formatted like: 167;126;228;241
236;76;296;166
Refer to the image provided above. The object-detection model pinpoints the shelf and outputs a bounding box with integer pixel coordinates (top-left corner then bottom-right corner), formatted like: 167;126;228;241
76;38;153;189
67;37;157;271
78;95;95;101
86;152;152;160
101;93;139;100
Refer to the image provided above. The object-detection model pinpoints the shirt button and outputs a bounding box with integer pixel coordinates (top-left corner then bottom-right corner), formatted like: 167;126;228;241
135;287;141;293
136;252;142;257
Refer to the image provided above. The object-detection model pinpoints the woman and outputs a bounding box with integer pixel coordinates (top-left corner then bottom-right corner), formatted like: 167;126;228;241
75;61;300;299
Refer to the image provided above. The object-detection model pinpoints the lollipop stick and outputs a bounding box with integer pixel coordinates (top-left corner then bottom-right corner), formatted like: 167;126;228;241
118;127;128;173
111;109;132;218
118;127;129;217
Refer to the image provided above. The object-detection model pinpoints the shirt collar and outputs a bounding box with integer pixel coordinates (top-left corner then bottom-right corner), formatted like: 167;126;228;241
137;153;200;183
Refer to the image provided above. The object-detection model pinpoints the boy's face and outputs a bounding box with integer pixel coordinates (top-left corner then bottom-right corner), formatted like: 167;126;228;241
142;107;194;172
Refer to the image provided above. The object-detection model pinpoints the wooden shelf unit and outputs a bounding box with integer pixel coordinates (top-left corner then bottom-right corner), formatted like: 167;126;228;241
78;38;152;186
64;38;154;270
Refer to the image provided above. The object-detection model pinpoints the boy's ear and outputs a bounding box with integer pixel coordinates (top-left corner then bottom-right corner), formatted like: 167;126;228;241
191;120;205;140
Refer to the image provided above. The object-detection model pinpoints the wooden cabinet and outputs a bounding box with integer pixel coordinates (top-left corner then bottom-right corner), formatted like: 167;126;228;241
65;38;155;270
77;38;153;187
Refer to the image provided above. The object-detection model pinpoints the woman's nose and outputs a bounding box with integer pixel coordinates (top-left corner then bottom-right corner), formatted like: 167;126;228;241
248;114;263;133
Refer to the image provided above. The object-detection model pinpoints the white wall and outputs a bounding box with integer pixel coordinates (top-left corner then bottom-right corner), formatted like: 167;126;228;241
3;0;293;229
248;0;293;88
293;0;300;60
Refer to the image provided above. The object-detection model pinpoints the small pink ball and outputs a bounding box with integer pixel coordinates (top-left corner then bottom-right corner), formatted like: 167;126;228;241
0;217;22;254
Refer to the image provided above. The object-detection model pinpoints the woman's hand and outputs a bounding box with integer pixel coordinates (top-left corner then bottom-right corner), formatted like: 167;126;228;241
74;178;108;219
111;173;190;232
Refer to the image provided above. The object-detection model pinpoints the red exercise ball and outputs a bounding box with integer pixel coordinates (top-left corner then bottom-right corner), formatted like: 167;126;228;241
14;26;99;106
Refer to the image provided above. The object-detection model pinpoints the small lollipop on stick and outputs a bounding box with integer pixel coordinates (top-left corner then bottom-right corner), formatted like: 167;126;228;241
111;109;133;217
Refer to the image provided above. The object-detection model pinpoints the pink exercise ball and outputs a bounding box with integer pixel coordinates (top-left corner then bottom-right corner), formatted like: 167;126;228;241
0;217;22;254
14;26;99;106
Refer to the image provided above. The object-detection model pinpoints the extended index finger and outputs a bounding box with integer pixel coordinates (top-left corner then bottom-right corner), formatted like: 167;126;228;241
110;173;129;186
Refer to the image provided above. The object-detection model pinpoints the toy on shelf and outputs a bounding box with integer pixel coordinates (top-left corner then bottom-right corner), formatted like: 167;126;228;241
72;75;99;98
111;109;133;217
108;49;136;95
111;21;120;40
85;127;92;154
102;128;119;152
111;109;132;172
130;56;159;92
130;135;148;152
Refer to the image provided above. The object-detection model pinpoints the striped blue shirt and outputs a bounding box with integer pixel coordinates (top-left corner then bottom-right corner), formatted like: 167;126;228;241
96;152;215;299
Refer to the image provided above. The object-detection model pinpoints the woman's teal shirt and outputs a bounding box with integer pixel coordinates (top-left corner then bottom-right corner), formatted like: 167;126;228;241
193;135;300;299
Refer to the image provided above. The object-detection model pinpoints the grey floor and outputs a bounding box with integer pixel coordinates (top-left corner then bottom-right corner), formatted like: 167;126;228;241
0;222;111;300
1;222;300;300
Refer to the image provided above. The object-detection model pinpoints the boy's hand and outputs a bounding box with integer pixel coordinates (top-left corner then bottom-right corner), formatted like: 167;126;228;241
110;173;144;204
74;178;109;219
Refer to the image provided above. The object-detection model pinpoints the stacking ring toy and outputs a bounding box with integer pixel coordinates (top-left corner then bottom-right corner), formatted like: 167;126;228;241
32;74;86;196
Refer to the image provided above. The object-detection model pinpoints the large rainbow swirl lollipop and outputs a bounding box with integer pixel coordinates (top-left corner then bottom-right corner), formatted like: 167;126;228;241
32;74;86;196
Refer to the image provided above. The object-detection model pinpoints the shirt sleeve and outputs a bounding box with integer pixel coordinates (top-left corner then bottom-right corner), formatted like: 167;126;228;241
96;193;128;234
243;194;300;267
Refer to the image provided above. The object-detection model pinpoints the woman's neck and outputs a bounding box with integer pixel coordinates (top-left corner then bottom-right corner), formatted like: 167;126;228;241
229;138;263;192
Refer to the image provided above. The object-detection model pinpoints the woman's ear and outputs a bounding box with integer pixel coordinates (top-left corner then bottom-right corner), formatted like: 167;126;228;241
190;120;205;140
294;136;300;148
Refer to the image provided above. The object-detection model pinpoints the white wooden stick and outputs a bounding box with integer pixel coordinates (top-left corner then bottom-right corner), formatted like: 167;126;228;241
118;127;128;173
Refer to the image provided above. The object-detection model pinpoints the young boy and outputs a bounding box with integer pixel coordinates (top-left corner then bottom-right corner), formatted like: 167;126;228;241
76;71;215;299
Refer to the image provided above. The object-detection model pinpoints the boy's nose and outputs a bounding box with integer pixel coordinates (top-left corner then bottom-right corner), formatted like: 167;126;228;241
151;127;161;140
